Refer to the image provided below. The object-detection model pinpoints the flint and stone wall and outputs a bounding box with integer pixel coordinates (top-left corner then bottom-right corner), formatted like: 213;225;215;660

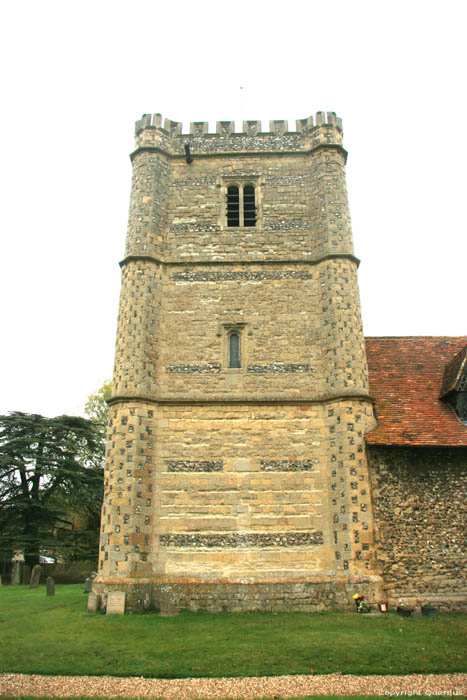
94;112;384;612
369;446;467;610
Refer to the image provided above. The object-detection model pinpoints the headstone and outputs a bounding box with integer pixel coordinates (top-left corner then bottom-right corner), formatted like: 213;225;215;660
87;591;100;614
11;561;22;585
106;591;126;615
29;564;42;589
46;576;55;596
83;577;92;593
22;564;31;586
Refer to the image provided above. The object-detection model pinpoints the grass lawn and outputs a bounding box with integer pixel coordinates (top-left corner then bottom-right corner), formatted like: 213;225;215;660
0;585;465;678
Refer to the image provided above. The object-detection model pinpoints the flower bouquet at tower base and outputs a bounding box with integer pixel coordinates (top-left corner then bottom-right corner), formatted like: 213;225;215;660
352;593;371;613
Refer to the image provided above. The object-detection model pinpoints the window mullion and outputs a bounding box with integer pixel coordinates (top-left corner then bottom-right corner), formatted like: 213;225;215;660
239;186;244;227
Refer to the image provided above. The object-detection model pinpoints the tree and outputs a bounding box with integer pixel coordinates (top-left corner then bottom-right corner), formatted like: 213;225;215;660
74;380;112;558
84;380;112;436
0;412;103;567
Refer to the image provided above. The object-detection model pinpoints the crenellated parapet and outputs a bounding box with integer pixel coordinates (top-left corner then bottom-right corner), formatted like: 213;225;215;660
133;111;344;155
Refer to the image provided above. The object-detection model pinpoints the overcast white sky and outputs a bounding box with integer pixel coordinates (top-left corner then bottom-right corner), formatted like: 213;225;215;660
0;0;465;419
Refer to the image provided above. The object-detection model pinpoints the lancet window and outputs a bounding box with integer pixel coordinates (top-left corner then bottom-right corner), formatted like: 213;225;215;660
229;332;241;368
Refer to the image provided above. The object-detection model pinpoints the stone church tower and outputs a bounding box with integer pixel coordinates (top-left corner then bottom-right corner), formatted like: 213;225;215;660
94;111;383;612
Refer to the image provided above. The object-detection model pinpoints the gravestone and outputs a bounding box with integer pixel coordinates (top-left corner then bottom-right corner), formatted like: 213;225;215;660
87;591;100;613
106;591;126;615
46;576;55;596
11;561;21;585
22;564;31;586
29;564;42;589
83;577;92;593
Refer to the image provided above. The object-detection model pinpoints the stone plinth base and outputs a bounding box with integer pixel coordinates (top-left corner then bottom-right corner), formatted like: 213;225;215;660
92;574;384;614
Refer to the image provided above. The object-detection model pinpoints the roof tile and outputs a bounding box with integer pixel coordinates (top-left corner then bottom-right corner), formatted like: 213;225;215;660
365;337;467;446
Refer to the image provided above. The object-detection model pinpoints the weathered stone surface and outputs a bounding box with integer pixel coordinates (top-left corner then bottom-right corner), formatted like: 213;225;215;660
94;111;384;612
21;564;31;586
11;561;21;586
370;446;467;609
29;565;41;587
159;531;324;548
93;576;382;614
106;591;126;615
165;460;223;472
46;577;55;596
29;565;41;589
87;591;100;614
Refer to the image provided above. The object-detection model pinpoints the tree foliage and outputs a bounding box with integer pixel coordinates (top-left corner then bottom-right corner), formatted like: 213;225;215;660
84;380;111;436
0;412;104;566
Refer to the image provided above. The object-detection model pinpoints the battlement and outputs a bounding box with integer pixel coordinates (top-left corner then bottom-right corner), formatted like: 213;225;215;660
135;111;342;137
133;111;344;156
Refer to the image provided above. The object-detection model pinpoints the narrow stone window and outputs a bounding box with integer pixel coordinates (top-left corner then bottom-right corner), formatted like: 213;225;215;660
227;186;240;227
243;185;256;226
229;332;241;368
226;183;256;227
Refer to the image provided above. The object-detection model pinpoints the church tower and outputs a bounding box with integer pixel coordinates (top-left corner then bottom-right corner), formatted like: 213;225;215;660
93;112;382;612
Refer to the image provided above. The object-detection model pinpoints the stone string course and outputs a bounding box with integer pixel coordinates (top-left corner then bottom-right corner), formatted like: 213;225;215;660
246;364;311;374
165;460;319;472
174;133;304;153
166;364;221;374
159;532;324;548
172;174;314;188
172;176;217;187
171;269;314;282
165;460;223;473
263;219;309;231
171;222;221;233
260;459;317;471
171;172;313;189
170;220;315;234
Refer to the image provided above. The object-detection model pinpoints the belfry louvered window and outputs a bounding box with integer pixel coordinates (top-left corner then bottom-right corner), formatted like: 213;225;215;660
226;184;256;227
227;186;240;227
243;185;256;226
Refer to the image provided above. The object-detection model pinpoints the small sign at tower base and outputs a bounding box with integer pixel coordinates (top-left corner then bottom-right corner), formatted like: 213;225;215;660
106;591;126;615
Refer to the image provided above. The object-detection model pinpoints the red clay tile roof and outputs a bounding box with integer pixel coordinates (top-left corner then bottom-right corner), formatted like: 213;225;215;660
365;337;467;446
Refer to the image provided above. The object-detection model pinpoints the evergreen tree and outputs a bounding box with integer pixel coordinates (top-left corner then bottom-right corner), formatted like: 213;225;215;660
0;412;103;566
